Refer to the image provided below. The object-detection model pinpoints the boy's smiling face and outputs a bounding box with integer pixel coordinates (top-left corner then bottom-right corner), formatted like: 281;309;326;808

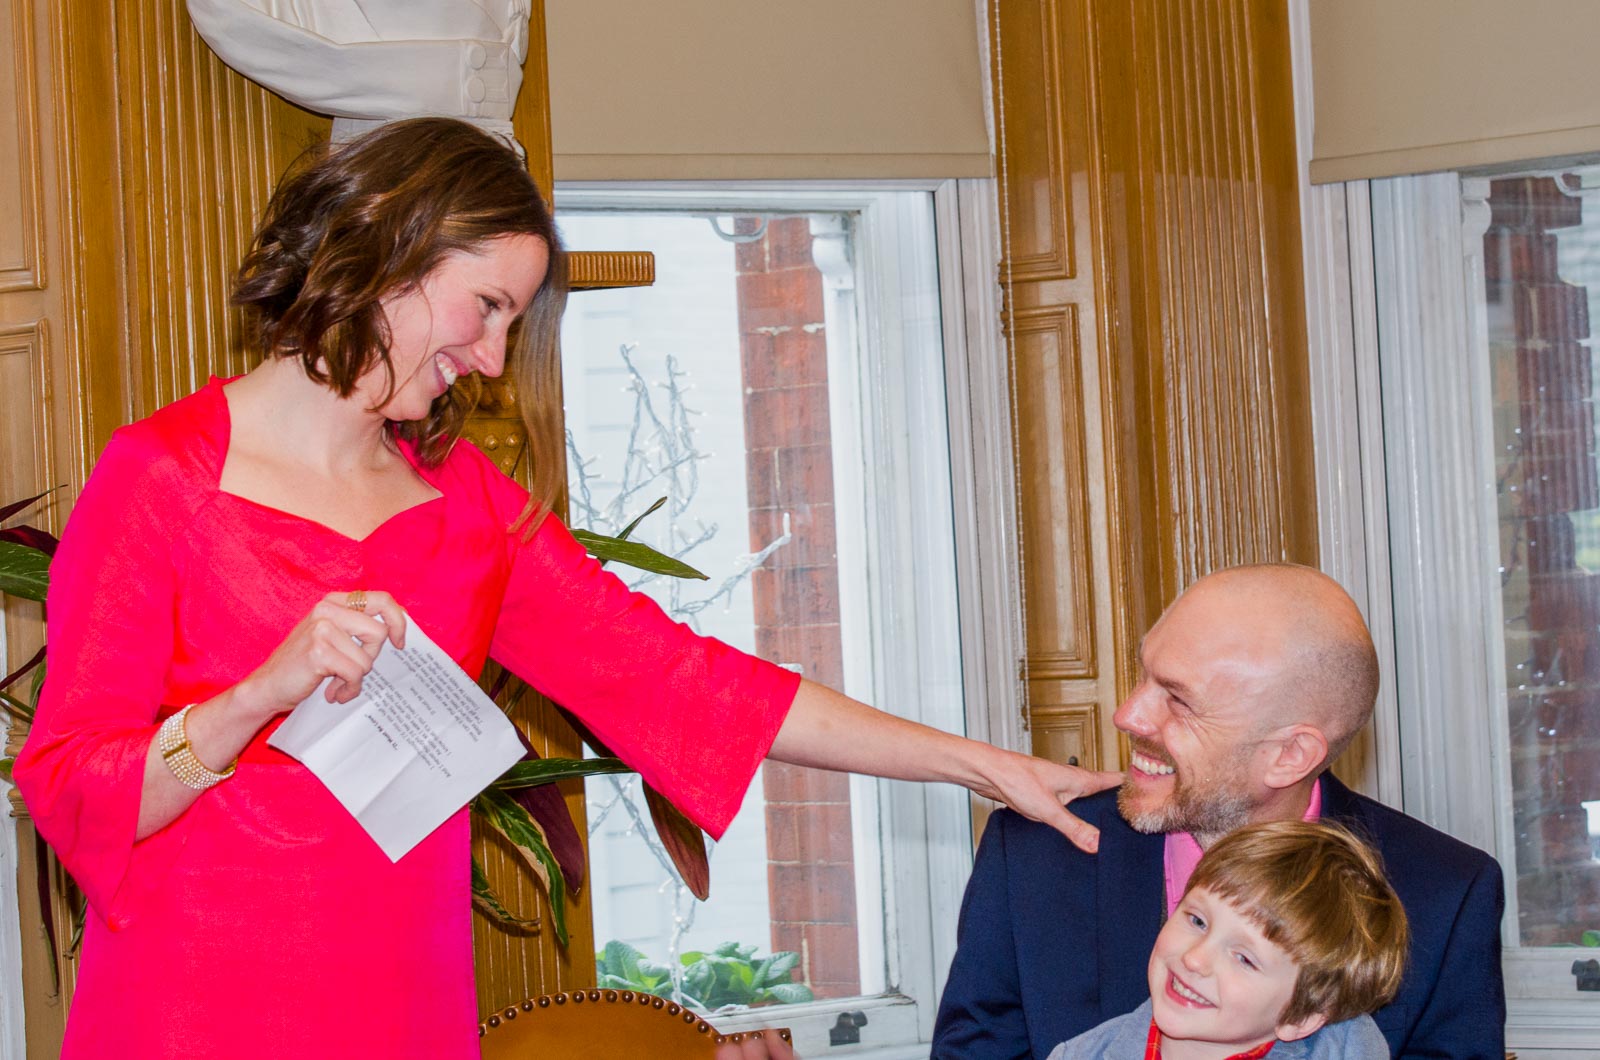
1148;886;1327;1058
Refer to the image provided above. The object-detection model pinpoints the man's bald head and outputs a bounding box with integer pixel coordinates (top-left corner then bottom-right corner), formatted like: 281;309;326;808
1171;564;1378;767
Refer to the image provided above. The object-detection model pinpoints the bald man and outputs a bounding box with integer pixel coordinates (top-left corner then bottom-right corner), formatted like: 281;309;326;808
933;565;1505;1059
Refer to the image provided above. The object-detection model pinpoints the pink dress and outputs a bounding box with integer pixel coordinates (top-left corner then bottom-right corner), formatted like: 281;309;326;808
13;378;800;1058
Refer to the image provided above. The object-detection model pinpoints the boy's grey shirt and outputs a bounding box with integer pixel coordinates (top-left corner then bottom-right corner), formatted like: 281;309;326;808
1044;1000;1391;1060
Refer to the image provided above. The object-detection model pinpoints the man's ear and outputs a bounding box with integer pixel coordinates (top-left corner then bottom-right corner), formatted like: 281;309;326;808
1260;725;1328;791
1275;1010;1328;1043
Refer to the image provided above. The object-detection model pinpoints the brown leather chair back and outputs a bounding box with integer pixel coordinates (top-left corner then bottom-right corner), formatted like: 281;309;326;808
478;989;792;1058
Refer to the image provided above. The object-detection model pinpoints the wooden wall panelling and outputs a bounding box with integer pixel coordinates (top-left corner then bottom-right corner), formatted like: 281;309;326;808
993;0;1117;769
51;0;132;487
993;0;1315;767
5;0;71;1051
50;0;325;480
0;0;44;293
0;323;52;710
1011;307;1095;680
13;819;74;1057
116;0;285;413
995;0;1072;282
1028;699;1103;769
1091;0;1315;635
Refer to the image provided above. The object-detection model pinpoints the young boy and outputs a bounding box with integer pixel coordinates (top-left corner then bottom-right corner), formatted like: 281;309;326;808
1046;820;1408;1060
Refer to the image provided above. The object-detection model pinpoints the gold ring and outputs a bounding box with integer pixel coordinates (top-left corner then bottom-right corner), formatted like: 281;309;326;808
346;590;368;612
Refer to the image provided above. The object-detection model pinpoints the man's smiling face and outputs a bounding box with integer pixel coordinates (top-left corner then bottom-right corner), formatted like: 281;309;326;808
1112;579;1287;842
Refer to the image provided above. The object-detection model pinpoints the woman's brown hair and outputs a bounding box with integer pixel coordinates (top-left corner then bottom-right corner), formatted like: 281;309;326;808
232;117;569;527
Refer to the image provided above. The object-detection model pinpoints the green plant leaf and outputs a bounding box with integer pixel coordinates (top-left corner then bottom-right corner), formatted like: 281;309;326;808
752;947;796;992
0;541;50;602
644;784;712;900
504;763;586;890
638;960;674;985
34;832;58;995
1;644;45;695
670;944;812;1010
602;939;647;983
492;755;630;790
551;704;713;902
571;529;708;581
66;885;86;959
683;960;715;1004
764;982;814;1005
0;487;61;525
615;497;667;543
760;951;800;985
729;960;755;994
1582;929;1600;947
0;689;34;725
475;787;569;946
470;858;539;931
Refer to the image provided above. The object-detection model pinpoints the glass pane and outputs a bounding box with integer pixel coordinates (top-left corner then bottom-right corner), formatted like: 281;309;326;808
558;207;919;1011
1484;170;1600;947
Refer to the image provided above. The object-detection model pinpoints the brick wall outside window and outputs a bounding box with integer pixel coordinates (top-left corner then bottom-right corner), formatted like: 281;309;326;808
734;216;863;998
1485;175;1600;945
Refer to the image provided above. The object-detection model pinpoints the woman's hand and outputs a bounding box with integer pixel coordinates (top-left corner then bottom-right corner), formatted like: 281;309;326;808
135;590;406;840
964;747;1123;854
231;590;407;724
713;1029;795;1060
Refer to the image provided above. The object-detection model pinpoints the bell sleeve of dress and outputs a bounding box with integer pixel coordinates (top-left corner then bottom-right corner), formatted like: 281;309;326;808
480;470;800;841
12;425;181;922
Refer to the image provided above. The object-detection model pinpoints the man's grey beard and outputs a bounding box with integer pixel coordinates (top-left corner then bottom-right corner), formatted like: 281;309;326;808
1117;758;1256;842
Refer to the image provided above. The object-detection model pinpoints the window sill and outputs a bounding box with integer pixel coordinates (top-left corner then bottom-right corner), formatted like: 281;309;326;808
706;993;922;1056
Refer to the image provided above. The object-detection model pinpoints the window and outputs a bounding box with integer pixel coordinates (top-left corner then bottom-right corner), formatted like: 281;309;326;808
1480;170;1600;955
1310;166;1600;1051
555;182;1006;1054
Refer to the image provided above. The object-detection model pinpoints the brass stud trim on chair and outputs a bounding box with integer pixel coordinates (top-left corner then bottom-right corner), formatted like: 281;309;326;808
479;990;720;1040
479;990;798;1052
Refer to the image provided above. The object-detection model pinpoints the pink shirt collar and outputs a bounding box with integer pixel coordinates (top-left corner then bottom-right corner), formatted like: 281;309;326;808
1162;778;1323;917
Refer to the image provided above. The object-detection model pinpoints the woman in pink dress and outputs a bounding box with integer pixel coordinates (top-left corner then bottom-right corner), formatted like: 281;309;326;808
13;118;1119;1059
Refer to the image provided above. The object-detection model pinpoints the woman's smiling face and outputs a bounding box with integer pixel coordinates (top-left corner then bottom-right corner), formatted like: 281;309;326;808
368;233;549;421
1147;885;1325;1059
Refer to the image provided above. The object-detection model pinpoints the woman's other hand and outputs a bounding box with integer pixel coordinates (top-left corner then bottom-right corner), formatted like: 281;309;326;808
232;590;408;723
713;1029;796;1060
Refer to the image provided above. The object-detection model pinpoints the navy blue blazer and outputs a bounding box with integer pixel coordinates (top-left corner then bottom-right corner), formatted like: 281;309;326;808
933;774;1506;1059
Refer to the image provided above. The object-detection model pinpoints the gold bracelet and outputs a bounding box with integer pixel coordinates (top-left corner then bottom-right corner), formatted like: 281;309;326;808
156;705;237;791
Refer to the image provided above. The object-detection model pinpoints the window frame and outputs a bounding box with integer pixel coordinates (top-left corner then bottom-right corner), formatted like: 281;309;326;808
553;178;1017;1055
1291;1;1600;1048
1301;163;1600;1051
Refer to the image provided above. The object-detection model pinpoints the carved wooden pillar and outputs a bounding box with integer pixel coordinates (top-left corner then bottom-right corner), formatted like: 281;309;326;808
993;0;1315;769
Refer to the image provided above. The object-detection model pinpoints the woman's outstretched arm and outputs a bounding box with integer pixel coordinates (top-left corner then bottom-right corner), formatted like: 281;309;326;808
768;678;1122;854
